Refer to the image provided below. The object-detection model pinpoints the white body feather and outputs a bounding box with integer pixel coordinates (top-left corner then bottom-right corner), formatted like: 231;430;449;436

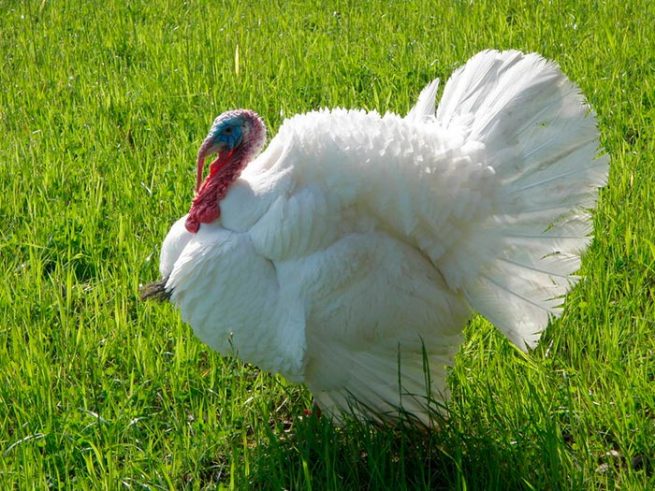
160;50;608;422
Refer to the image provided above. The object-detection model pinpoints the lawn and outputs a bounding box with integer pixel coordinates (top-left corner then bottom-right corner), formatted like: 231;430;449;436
1;0;654;489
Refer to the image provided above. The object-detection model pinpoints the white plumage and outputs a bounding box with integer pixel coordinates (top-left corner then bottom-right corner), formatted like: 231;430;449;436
154;50;608;423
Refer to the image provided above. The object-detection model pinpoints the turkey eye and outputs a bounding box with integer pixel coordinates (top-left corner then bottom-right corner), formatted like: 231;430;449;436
224;127;233;134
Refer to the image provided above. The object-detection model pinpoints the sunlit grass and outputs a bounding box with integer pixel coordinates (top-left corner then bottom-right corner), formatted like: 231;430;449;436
1;0;654;488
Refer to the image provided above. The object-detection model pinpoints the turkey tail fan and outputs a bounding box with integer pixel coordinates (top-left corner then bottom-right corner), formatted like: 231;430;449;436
434;50;608;349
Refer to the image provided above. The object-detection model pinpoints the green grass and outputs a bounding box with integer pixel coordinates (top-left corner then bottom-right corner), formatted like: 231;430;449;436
1;0;654;488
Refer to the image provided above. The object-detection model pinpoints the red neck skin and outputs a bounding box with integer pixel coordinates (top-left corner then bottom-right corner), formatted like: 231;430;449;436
185;149;245;233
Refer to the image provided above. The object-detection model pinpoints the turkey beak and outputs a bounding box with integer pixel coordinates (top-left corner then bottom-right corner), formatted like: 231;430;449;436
195;140;229;193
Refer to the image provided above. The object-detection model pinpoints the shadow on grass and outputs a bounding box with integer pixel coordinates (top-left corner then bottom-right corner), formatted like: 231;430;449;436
247;400;570;490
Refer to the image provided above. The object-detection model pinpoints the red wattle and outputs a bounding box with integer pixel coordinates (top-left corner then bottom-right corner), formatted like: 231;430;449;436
185;177;222;233
185;151;244;234
185;216;200;233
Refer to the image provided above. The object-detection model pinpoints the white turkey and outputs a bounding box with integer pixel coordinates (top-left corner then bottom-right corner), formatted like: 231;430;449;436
142;50;608;424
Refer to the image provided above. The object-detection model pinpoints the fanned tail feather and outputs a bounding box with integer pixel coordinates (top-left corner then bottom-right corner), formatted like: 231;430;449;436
434;50;608;348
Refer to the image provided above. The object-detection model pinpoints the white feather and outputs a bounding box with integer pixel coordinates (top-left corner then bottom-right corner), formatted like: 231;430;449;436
158;50;608;421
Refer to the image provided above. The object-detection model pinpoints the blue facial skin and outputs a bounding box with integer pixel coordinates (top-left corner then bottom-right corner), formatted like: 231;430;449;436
210;117;244;151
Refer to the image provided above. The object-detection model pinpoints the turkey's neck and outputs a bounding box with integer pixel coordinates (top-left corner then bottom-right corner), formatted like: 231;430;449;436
185;151;247;233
